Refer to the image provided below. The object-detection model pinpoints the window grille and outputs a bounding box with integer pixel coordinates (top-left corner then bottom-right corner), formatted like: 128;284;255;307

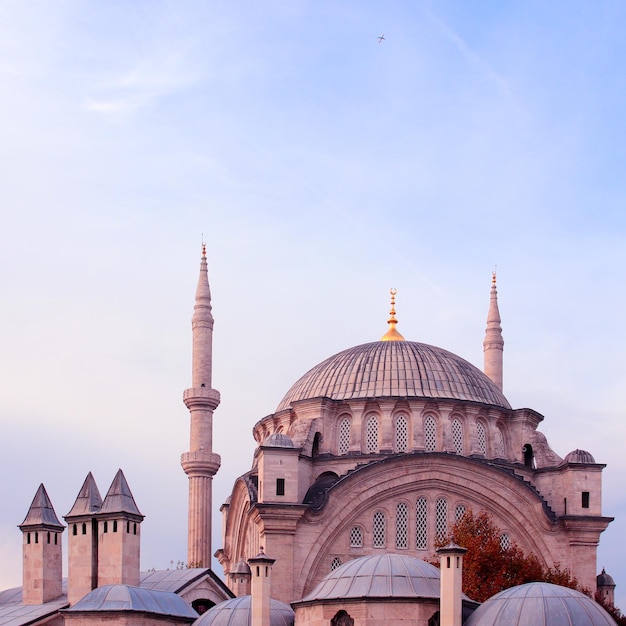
416;497;428;549
339;417;351;455
435;498;448;541
477;422;487;454
424;416;436;452
395;414;408;452
452;419;463;454
500;533;511;550
366;415;379;453
349;526;363;547
373;511;386;548
455;504;466;522
396;502;409;549
331;557;342;571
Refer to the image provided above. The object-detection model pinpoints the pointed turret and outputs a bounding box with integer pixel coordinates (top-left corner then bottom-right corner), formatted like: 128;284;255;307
19;484;64;604
96;470;144;587
483;272;504;391
64;473;103;604
182;244;221;567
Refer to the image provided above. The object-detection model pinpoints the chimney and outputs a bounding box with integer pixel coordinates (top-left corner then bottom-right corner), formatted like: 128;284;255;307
437;542;467;626
248;548;275;626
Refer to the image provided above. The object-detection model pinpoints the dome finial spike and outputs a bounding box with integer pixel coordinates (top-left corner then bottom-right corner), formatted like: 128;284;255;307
380;287;405;341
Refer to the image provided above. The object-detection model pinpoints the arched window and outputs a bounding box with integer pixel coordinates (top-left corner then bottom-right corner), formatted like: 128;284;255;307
500;533;511;550
452;419;463;454
312;432;321;457
366;415;379;453
435;498;448;541
416;497;428;550
455;504;466;522
523;444;534;469
331;557;342;571
477;422;487;455
395;502;408;549
495;427;506;457
424;415;437;452
349;526;363;548
395;414;408;453
331;610;354;626
338;417;351;455
373;511;386;548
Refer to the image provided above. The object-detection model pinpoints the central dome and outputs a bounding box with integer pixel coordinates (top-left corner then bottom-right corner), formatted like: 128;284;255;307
276;341;510;411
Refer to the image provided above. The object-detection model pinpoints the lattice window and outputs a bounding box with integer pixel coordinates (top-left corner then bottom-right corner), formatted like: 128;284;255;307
435;498;448;541
455;504;466;522
452;419;463;454
416;497;428;550
373;511;386;548
349;526;363;547
495;428;505;457
339;417;351;455
500;533;511;551
395;414;408;453
477;422;487;455
366;415;379;453
331;557;342;571
424;415;436;452
395;502;409;549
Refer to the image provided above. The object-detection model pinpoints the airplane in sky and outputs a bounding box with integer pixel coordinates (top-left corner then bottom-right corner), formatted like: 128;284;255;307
377;34;385;43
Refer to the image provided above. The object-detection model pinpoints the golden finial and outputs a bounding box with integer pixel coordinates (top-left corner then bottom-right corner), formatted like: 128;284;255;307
201;235;206;258
380;287;405;341
492;265;497;286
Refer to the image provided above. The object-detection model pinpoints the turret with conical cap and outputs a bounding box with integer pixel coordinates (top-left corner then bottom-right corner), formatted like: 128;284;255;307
182;244;221;567
483;271;504;391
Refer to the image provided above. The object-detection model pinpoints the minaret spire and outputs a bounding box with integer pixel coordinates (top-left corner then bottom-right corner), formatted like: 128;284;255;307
380;288;405;341
483;271;504;391
181;244;221;567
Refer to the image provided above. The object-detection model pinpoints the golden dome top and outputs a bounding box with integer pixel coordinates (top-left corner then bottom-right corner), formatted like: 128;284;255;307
381;288;405;342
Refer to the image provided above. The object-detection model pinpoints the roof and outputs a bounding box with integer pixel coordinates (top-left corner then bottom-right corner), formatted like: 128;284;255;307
464;582;616;626
63;585;197;620
0;597;68;626
276;340;511;411
140;568;233;598
298;554;467;603
194;595;294;626
99;469;143;518
262;433;296;448
19;484;64;530
564;449;596;464
64;472;103;518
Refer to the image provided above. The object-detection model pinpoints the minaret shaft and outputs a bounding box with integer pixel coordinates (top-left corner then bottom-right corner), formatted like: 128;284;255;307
483;272;504;391
182;245;221;568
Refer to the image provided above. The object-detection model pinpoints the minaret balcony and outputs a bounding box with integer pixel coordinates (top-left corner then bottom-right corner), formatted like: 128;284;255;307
183;387;220;411
181;451;221;476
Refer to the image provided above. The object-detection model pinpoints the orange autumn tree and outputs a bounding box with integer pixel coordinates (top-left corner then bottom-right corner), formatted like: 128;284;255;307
434;510;582;603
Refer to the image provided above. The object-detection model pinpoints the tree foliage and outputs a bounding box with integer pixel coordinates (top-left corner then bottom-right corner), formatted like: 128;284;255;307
433;510;582;603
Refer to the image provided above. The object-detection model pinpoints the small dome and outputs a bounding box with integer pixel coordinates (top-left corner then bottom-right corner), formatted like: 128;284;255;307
66;585;197;619
229;560;251;575
464;582;615;626
564;449;596;464
194;595;294;626
277;341;510;412
262;433;296;448
597;568;616;587
301;554;450;602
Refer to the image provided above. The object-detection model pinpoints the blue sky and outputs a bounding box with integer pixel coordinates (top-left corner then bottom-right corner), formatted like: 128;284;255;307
1;0;625;609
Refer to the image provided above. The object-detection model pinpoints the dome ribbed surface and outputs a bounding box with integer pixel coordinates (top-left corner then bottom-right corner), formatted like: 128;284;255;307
464;582;615;626
300;554;443;601
262;433;296;448
564;449;596;464
277;341;510;411
195;596;294;626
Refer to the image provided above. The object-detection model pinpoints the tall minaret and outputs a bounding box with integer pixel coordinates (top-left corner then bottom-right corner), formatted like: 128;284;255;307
483;271;504;391
181;244;221;567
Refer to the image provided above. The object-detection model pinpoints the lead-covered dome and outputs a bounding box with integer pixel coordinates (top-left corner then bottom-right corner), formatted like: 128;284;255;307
277;341;510;411
464;582;615;626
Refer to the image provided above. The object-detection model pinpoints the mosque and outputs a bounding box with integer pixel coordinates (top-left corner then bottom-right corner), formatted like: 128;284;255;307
0;247;617;625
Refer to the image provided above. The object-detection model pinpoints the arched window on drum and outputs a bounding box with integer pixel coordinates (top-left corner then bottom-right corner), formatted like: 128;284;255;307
452;419;463;454
394;414;408;453
424;415;437;452
476;421;487;455
338;417;351;455
365;415;379;454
